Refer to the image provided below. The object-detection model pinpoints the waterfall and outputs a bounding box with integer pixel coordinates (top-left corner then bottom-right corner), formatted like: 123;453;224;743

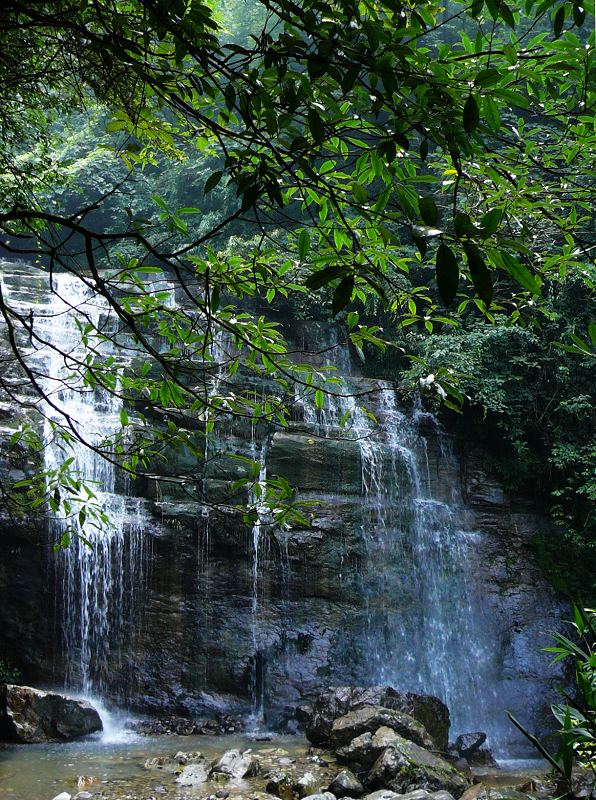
0;264;559;754
248;438;270;729
2;267;148;700
292;344;509;750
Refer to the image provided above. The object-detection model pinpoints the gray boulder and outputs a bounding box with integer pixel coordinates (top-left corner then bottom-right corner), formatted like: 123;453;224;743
212;749;259;779
0;684;102;743
303;687;449;751
301;794;336;800
328;769;364;798
365;792;455;800
336;727;418;770
336;732;381;770
330;706;435;751
366;736;469;798
266;771;295;800
297;772;324;798
363;792;403;800
176;763;210;786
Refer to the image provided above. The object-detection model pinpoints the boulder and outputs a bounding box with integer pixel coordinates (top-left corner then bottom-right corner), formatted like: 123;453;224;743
176;763;211;786
336;732;380;770
0;685;102;743
366;736;469;798
267;771;297;800
460;790;531;800
366;792;455;800
336;727;421;770
52;794;72;800
454;733;486;758
303;687;449;751
301;794;336;800
212;749;259;779
297;772;324;798
363;792;403;800
330;706;435;751
328;769;364;798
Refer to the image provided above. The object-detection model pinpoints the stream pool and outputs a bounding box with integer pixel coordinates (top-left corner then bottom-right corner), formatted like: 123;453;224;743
0;725;547;800
0;731;310;800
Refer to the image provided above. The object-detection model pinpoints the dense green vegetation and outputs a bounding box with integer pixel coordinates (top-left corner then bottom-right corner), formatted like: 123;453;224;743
0;0;593;591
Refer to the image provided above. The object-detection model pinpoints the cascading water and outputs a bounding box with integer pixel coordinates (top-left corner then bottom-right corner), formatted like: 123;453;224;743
2;267;148;701
248;438;270;729
290;341;510;751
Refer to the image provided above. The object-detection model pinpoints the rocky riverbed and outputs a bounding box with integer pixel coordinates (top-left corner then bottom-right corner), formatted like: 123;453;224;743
2;685;586;800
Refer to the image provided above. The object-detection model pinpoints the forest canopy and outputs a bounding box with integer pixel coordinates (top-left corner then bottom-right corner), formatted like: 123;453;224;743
0;0;594;590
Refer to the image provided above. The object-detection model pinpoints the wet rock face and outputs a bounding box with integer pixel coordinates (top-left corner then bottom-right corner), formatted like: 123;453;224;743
0;684;102;743
0;285;565;749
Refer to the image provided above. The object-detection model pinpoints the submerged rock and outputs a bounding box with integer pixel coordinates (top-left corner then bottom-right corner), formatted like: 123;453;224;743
365;735;469;798
0;684;102;743
302;687;450;751
176;762;211;786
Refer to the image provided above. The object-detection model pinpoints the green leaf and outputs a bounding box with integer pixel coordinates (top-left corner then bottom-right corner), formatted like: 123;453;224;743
308;108;325;143
484;96;501;132
106;119;126;133
347;311;359;330
305;265;347;290
352;182;368;204
120;408;129;426
553;6;565;36
435;244;460;306
332;274;354;317
498;0;516;27
573;1;585;25
500;252;541;294
419;196;439;226
507;713;570;782
480;208;502;235
463;96;480;134
475;68;502;88
298;229;311;259
314;388;324;411
464;244;493;305
204;171;223;194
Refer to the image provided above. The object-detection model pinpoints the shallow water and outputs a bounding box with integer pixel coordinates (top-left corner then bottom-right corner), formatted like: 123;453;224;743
0;731;309;800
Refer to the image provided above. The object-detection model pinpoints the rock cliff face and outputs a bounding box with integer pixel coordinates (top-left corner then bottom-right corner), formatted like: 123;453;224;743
0;264;565;757
0;402;564;748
